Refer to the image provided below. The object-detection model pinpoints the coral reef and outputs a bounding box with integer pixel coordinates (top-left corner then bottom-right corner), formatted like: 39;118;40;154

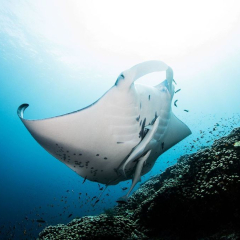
39;127;240;240
39;215;147;240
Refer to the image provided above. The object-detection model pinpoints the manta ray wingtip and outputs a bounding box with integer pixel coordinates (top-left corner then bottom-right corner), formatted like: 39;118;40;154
17;103;29;118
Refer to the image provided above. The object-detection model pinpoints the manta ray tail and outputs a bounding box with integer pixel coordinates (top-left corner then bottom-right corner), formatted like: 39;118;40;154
93;185;108;207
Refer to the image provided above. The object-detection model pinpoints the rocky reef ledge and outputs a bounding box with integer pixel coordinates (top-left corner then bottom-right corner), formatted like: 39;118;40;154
39;127;240;240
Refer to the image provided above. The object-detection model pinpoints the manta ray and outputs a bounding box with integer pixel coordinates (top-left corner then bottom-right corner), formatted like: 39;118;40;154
17;60;191;202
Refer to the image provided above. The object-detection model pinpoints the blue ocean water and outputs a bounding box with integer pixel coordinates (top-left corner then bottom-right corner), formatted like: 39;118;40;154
0;1;240;239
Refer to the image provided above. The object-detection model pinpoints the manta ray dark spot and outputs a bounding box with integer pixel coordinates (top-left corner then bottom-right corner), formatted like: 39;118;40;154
161;87;167;92
104;157;108;160
140;120;142;126
117;142;124;144
148;95;151;100
161;142;164;150
96;154;99;156
136;115;140;122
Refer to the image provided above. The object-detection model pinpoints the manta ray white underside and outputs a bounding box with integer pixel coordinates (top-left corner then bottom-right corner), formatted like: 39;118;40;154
18;60;191;202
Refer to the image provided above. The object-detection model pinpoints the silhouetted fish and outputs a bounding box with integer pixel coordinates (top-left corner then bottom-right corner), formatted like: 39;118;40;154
174;100;178;107
36;219;46;223
175;89;181;93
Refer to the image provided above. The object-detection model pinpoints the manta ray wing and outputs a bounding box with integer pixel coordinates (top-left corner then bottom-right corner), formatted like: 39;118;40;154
162;112;192;152
17;90;140;185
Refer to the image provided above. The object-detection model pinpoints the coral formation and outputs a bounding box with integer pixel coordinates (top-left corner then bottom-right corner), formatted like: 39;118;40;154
39;215;147;240
39;127;240;240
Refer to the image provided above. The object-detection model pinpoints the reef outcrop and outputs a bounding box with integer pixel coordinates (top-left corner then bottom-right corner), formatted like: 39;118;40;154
39;127;240;240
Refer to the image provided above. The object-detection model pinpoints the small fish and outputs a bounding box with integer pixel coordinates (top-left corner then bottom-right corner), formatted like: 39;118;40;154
68;214;73;218
36;219;46;223
184;109;189;112
82;176;87;184
99;187;104;190
174;100;178;107
175;89;181;93
122;187;128;191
